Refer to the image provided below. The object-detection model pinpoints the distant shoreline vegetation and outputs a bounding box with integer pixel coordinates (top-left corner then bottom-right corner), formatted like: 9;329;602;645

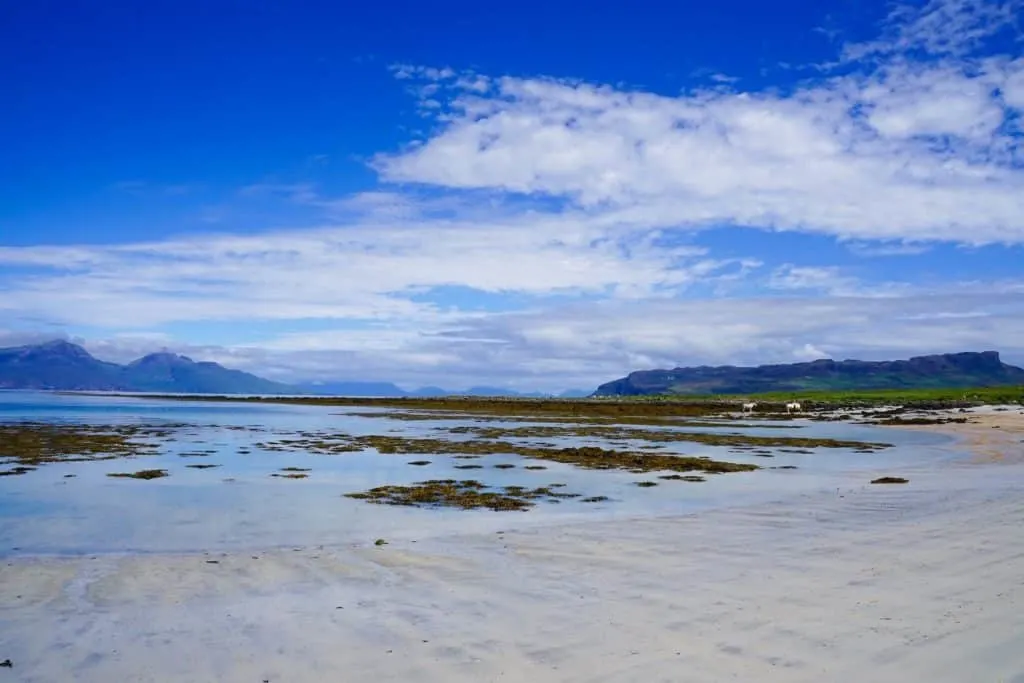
66;385;1024;413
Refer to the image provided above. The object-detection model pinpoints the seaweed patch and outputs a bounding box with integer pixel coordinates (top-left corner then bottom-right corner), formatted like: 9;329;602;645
870;476;909;484
107;469;168;480
659;474;706;482
344;479;587;511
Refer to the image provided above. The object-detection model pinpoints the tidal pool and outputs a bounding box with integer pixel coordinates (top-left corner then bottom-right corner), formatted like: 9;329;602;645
0;391;958;556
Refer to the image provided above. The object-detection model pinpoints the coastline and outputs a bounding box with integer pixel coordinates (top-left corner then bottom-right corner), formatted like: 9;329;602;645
875;405;1024;464
1;410;1022;682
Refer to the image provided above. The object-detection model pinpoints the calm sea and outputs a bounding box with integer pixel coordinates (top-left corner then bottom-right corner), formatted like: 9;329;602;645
0;390;958;556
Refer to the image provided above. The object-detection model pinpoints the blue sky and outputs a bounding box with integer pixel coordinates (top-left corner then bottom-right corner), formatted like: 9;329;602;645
1;0;1023;391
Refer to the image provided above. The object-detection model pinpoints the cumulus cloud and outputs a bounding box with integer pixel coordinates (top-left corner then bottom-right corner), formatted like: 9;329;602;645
377;3;1024;245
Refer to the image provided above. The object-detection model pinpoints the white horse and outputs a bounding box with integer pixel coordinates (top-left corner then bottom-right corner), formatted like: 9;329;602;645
786;402;802;414
742;402;757;414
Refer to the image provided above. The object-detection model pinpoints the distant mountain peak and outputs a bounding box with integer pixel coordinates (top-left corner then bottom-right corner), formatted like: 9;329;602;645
32;339;94;357
37;339;78;349
0;340;296;394
129;352;195;366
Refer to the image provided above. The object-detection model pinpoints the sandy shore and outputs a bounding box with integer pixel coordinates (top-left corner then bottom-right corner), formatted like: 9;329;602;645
2;412;1023;682
892;405;1024;464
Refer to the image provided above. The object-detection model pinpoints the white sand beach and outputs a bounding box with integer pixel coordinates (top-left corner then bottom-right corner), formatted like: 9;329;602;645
2;412;1023;683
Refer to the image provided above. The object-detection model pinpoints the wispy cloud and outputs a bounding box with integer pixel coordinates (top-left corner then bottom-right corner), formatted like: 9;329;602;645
0;197;745;329
845;241;933;256
377;52;1024;244
843;0;1022;60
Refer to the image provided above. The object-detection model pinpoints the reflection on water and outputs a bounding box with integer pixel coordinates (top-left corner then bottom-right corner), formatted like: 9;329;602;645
0;391;959;556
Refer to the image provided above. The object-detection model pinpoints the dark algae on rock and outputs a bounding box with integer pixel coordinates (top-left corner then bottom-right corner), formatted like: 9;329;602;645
107;469;169;480
512;446;758;474
249;432;767;475
0;466;36;477
442;424;890;451
345;479;586;511
0;422;176;469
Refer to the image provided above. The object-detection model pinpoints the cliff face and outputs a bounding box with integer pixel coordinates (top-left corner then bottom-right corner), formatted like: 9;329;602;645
593;351;1024;396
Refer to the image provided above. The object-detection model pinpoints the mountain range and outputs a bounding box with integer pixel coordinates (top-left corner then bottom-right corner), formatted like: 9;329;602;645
0;341;586;397
0;340;296;394
6;341;1021;398
593;351;1024;396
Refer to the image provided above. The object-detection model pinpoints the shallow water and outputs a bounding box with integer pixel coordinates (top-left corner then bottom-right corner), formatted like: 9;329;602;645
0;391;959;556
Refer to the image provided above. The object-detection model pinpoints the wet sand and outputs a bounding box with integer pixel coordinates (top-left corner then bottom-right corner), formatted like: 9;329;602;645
889;406;1024;464
2;411;1023;682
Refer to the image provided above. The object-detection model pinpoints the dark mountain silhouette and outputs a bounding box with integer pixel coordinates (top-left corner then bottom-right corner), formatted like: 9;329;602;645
593;351;1024;396
1;341;586;397
0;341;296;394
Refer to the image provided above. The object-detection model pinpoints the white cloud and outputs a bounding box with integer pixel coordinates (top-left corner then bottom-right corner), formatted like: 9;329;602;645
861;63;1005;139
375;5;1024;245
768;266;865;295
1003;60;1024;107
0;200;748;328
844;241;933;256
0;329;72;349
843;0;1023;60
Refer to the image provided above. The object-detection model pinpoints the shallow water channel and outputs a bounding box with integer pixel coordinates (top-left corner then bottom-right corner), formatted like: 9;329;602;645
0;391;957;556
